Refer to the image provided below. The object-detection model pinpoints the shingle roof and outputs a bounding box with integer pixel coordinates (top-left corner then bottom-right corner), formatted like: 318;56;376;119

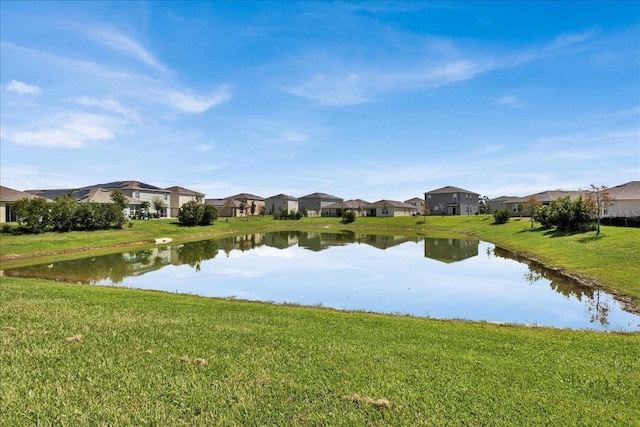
0;186;46;202
165;186;203;196
266;194;298;201
425;186;480;195
91;181;167;191
364;199;418;209
300;192;342;200
322;199;368;210
226;193;265;201
607;181;640;200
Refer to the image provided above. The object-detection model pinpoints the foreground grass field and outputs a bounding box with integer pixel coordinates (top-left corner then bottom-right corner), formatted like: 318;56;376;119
2;216;639;424
2;278;639;426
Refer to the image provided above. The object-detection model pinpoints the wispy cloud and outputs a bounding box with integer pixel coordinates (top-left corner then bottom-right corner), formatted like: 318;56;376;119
495;95;527;107
163;87;232;113
3;112;119;148
286;73;369;106
83;26;169;74
67;96;141;122
5;79;40;95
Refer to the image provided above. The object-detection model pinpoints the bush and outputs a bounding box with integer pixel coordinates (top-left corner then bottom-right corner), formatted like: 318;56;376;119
178;199;217;226
493;208;511;224
341;210;356;224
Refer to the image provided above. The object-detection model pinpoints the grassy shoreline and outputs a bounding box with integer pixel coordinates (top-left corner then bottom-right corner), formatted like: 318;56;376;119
2;216;639;424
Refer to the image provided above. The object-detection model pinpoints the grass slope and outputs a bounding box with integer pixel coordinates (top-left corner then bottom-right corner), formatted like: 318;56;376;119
2;278;639;426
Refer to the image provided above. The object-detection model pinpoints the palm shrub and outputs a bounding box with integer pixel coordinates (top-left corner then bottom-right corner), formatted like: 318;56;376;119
493;208;511;224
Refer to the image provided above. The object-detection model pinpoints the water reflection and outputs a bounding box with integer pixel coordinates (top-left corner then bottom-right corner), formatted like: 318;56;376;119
3;232;639;331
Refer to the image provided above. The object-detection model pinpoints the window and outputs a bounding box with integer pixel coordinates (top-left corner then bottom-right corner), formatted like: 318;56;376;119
453;193;458;200
427;195;431;200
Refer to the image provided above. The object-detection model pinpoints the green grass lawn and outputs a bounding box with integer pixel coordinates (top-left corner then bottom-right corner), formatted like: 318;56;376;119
2;215;639;425
2;278;639;426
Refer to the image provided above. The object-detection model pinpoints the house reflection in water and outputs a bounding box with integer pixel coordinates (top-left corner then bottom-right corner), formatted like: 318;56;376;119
423;238;479;263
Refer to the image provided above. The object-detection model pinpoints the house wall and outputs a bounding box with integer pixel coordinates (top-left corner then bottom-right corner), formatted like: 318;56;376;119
265;197;298;215
606;200;640;219
126;189;171;217
299;198;341;216
0;202;7;223
425;192;479;216
168;193;201;218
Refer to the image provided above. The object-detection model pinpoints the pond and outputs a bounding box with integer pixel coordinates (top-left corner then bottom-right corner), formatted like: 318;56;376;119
3;231;639;332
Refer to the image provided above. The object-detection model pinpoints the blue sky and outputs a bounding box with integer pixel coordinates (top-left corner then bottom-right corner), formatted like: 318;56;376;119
1;1;639;201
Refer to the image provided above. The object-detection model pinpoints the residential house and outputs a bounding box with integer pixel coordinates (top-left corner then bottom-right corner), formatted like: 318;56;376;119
87;181;172;218
488;196;524;215
165;186;204;218
604;181;640;219
424;238;479;263
0;186;48;223
321;199;369;217
264;194;299;216
25;187;144;219
424;186;479;216
205;193;265;217
363;200;417;217
404;197;426;215
298;192;343;217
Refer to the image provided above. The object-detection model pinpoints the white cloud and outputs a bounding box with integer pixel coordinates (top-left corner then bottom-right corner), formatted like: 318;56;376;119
4;113;118;148
5;79;40;95
163;87;232;113
67;96;141;123
495;95;527;107
84;26;169;73
286;73;369;106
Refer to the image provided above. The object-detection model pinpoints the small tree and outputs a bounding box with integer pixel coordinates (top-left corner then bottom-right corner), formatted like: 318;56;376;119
151;196;166;218
341;210;356;224
139;201;150;219
250;201;256;217
521;197;542;229
587;184;609;237
13;197;50;233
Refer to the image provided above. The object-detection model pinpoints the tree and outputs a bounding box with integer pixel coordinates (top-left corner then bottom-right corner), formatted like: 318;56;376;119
178;199;218;226
521;197;542;229
50;194;77;232
239;201;246;220
110;190;128;211
493;208;511;224
151;196;166;218
587;185;609;237
140;201;151;219
250;201;256;216
13;197;50;233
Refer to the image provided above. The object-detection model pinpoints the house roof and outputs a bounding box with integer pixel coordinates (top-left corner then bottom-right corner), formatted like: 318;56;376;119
364;199;418;209
24;187;143;205
165;186;203;196
266;194;298;201
322;199;369;210
404;197;423;203
300;192;342;200
425;186;480;196
91;180;168;192
607;181;640;200
489;196;524;203
522;190;588;203
226;193;265;201
0;186;46;202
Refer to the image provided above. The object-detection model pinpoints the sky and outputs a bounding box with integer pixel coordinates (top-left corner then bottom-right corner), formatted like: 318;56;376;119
1;1;639;201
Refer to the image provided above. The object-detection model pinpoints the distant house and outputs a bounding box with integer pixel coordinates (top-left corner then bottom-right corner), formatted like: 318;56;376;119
298;192;343;217
264;194;299;215
0;186;48;223
404;197;426;215
321;199;369;217
424;186;479;216
205;193;265;217
88;181;171;218
604;181;640;219
488;196;524;215
521;189;588;206
25;186;144;219
363;200;417;217
165;186;204;218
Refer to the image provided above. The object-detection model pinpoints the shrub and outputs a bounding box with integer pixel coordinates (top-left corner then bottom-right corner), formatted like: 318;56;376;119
341;210;356;224
493;208;511;224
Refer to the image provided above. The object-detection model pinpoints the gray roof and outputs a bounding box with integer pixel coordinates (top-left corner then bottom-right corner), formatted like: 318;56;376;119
25;187;142;205
425;186;479;195
266;194;298;201
91;180;168;192
322;199;369;210
364;199;418;209
165;186;204;196
300;192;342;200
607;181;640;200
0;186;46;202
226;193;264;201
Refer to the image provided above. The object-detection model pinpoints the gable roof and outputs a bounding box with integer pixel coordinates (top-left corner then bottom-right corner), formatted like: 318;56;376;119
404;197;423;203
425;186;479;195
300;192;342;200
165;186;203;196
0;186;46;202
322;199;369;210
90;181;169;192
226;193;265;201
522;190;588;203
364;199;418;209
26;187;143;205
607;181;640;200
266;194;298;201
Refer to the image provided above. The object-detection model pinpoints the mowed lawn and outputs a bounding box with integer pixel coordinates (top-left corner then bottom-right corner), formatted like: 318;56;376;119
1;216;639;425
2;278;639;426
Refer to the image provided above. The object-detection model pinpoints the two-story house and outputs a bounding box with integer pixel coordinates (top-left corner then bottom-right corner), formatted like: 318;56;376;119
424;186;479;216
298;192;343;217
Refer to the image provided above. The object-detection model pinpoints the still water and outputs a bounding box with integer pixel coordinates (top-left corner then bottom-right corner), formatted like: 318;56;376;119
4;231;639;331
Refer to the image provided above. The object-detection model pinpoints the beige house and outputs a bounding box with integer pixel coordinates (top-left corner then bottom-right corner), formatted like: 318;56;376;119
0;186;47;223
363;200;417;217
264;194;299;215
165;186;204;218
604;181;640;219
404;197;426;215
321;199;369;217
